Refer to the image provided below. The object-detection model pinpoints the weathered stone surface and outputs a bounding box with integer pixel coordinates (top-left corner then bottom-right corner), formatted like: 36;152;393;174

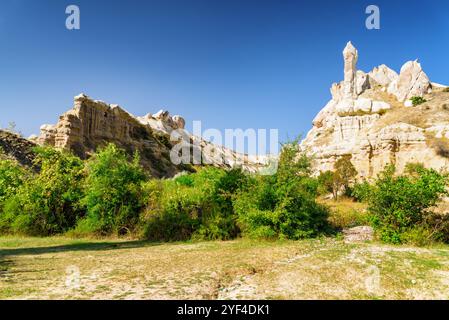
371;101;391;113
35;95;181;177
388;60;432;102
343;41;358;99
343;226;374;243
0;130;37;168
35;94;269;177
356;71;371;95
301;42;449;179
368;64;398;87
354;98;372;113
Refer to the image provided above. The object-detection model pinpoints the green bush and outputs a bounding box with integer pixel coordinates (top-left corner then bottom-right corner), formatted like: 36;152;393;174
0;158;27;206
351;180;372;202
317;171;334;196
76;144;147;236
410;96;427;106
142;167;248;241
233;140;329;240
141;179;200;241
234;175;328;240
0;148;85;235
368;165;448;244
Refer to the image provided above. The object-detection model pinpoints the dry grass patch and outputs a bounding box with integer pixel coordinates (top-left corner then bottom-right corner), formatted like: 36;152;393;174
1;236;449;300
319;197;369;229
426;133;449;159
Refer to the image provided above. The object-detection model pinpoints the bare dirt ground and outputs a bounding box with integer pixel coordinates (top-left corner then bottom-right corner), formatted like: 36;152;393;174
1;236;449;300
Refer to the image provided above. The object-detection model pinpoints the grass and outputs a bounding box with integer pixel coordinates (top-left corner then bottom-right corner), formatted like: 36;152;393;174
337;109;387;117
426;133;449;159
319;197;369;229
1;235;449;300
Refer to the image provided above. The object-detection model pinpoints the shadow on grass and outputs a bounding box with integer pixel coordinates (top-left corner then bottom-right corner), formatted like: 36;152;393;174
0;240;165;258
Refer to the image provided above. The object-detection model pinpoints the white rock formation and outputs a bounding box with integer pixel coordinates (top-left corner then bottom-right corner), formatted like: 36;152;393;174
368;65;398;87
343;42;358;99
301;42;448;178
388;60;432;102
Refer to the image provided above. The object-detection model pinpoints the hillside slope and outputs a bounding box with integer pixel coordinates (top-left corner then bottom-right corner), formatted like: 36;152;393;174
0;130;37;168
32;94;269;177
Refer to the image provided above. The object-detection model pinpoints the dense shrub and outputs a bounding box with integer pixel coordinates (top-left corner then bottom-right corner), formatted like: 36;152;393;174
0;148;85;235
234;176;328;239
368;165;448;244
351;180;372;202
0;158;27;206
410;96;427;106
317;171;334;196
141;179;199;241
142;167;248;241
75;144;147;236
233;140;329;240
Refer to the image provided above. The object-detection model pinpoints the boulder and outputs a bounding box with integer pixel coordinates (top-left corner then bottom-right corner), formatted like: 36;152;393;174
388;60;432;102
368;64;398;87
343;226;374;243
371;101;391;113
354;98;372;113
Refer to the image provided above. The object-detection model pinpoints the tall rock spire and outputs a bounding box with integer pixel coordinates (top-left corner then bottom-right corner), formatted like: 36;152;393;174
342;41;358;99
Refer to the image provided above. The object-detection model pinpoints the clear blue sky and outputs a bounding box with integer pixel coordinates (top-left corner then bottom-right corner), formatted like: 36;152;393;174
1;0;449;140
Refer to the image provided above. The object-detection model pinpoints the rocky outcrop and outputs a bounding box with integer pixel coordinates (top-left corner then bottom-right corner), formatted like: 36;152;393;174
35;94;269;177
343;42;359;99
0;130;37;168
388;60;432;103
301;42;449;178
368;65;398;87
34;94;181;177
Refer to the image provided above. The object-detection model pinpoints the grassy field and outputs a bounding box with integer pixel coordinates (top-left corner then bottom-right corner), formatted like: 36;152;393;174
1;236;449;300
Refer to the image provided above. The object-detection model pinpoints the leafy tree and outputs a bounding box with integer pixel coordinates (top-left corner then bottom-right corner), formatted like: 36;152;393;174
317;170;334;195
334;155;357;196
1;148;85;235
368;165;448;244
0;159;27;206
234;139;329;240
317;156;357;201
77;144;147;235
351;180;372;202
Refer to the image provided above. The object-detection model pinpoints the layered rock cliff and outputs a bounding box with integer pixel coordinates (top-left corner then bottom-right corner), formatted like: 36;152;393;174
0;130;37;168
33;94;268;177
301;42;449;178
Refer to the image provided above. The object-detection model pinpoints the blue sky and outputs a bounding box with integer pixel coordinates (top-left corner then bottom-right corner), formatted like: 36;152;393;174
1;0;449;141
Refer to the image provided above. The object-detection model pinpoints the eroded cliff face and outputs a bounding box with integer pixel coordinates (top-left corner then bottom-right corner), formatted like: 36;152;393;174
33;94;182;177
33;94;269;177
0;130;37;168
301;42;449;178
